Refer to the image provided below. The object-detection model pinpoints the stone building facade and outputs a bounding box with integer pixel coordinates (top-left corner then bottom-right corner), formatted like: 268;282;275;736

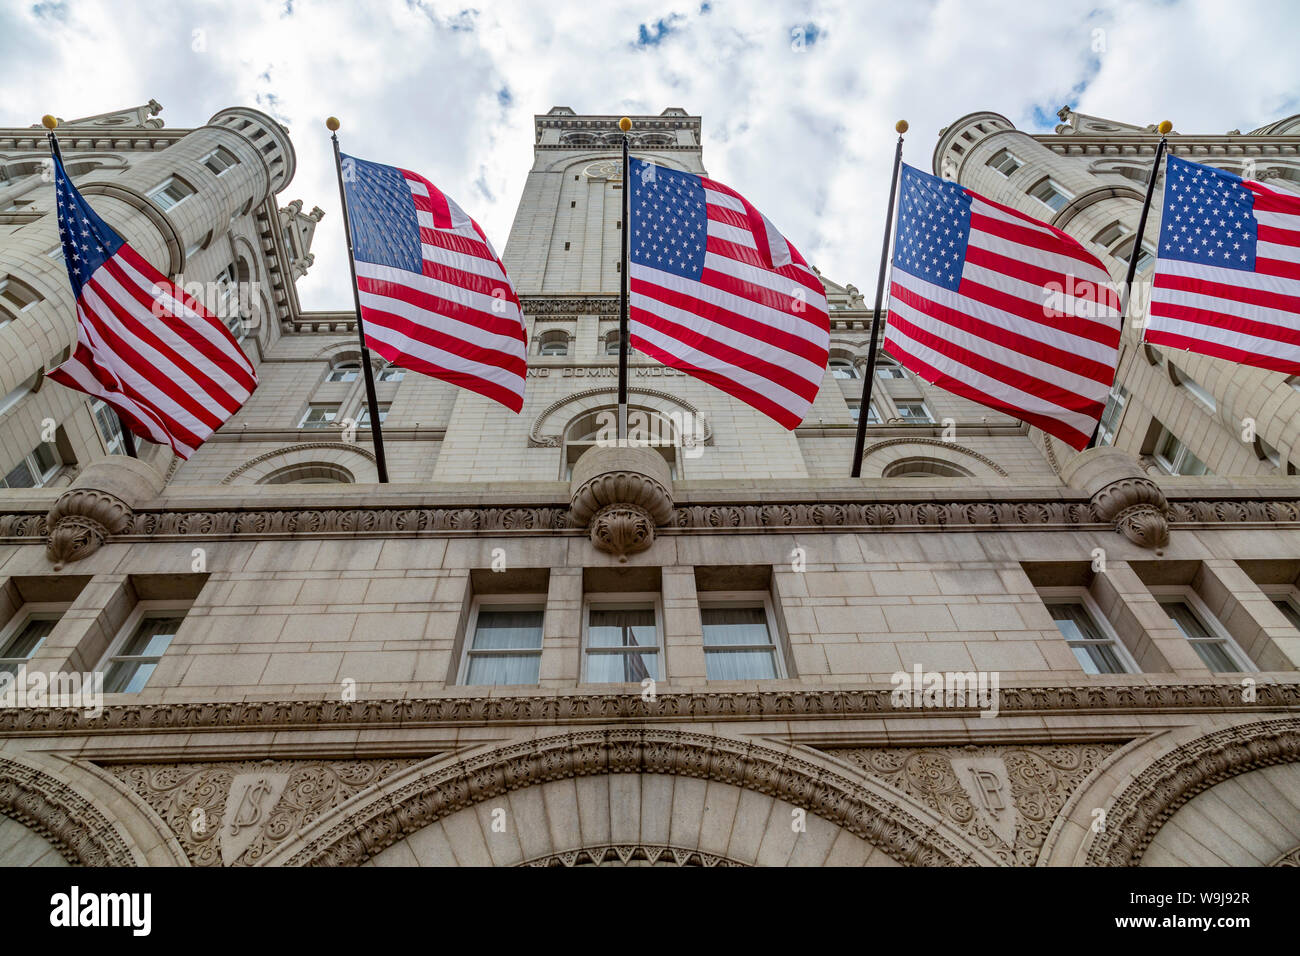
0;103;1297;868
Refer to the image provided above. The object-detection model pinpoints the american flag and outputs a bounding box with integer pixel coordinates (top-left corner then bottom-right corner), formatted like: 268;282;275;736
883;164;1122;450
627;158;830;429
341;153;526;411
45;151;256;460
1146;154;1300;373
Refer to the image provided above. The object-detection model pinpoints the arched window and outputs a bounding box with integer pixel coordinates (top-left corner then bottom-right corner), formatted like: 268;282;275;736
562;405;680;480
538;329;570;357
604;330;621;355
829;357;858;379
325;361;361;383
881;457;973;479
259;463;354;485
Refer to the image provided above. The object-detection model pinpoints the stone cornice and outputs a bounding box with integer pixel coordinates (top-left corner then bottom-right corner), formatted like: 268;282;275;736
4;495;1300;545
0;683;1295;737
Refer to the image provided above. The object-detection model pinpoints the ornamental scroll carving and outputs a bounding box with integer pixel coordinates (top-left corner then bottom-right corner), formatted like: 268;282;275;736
1091;477;1172;551
569;445;674;560
109;757;422;867
45;488;133;570
825;743;1118;866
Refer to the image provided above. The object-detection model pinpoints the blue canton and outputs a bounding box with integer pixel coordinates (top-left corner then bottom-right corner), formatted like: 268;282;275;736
629;158;707;279
53;153;123;297
1158;154;1256;272
892;164;971;292
340;153;423;273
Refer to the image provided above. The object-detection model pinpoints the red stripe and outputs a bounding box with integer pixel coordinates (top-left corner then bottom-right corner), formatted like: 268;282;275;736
887;297;1107;418
1153;271;1300;315
102;256;255;403
970;210;1113;281
964;244;1120;313
1246;183;1300;215
630;292;820;403
956;273;1122;350
890;281;1115;384
704;237;829;304
81;278;229;431
965;189;1081;247
1142;329;1300;376
630;274;828;367
418;256;522;305
417;225;501;265
46;346;193;451
116;245;256;387
700;245;830;326
883;337;1093;450
359;304;526;376
1255;256;1300;281
629;328;802;429
1259;224;1300;249
404;170;453;228
1148;298;1300;349
358;275;527;343
364;337;523;412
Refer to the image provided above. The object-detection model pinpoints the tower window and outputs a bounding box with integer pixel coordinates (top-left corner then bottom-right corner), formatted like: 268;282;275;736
202;146;240;175
1028;177;1071;212
147;176;196;211
986;149;1022;177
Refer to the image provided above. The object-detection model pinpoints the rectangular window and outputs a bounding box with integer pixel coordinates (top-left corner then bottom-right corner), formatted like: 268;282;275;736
701;601;782;680
1158;596;1250;672
147;177;195;211
0;616;57;677
1153;424;1210;476
1096;384;1129;446
1028;177;1071;212
1044;598;1135;674
1;444;60;489
583;599;662;683
876;362;907;379
0;276;40;313
895;401;934;424
103;615;184;693
92;399;127;455
1272;595;1300;631
299;405;339;429
1170;366;1217;414
357;403;390;427
461;601;544;686
377;366;405;383
848;401;880;424
986;149;1022;177
202;146;240;175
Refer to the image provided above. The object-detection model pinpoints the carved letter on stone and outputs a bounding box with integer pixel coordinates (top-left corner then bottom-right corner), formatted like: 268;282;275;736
221;772;289;866
952;756;1019;847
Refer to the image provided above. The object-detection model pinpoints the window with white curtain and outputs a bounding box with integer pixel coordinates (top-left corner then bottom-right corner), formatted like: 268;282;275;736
700;599;783;680
583;598;662;683
1040;591;1137;675
460;600;545;686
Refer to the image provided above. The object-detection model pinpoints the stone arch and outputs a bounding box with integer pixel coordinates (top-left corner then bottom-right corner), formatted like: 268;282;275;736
529;386;712;449
222;442;378;485
0;754;138;866
540;151;694;176
859;438;1009;478
1067;717;1300;866
258;729;995;867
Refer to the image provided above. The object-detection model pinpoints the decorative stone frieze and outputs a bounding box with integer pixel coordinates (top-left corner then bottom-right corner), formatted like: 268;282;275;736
569;443;674;560
1061;447;1171;552
826;743;1119;865
44;456;165;569
0;756;137;866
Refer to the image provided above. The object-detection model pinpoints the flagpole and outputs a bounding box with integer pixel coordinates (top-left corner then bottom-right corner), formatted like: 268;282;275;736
326;117;389;484
617;116;632;441
850;120;907;478
1086;118;1171;449
43;115;138;460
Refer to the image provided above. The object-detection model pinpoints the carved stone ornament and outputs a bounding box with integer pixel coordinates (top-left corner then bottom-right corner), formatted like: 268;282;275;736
569;444;674;560
43;457;165;569
1060;447;1171;552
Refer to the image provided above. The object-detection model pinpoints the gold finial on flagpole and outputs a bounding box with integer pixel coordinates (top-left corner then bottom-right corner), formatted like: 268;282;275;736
326;116;340;131
895;120;909;134
618;116;632;132
41;115;57;130
1157;120;1172;135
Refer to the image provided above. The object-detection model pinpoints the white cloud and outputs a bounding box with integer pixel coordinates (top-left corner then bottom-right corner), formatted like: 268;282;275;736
3;0;1297;310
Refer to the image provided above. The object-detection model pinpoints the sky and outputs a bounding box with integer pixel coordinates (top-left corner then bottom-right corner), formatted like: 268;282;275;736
3;0;1298;311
